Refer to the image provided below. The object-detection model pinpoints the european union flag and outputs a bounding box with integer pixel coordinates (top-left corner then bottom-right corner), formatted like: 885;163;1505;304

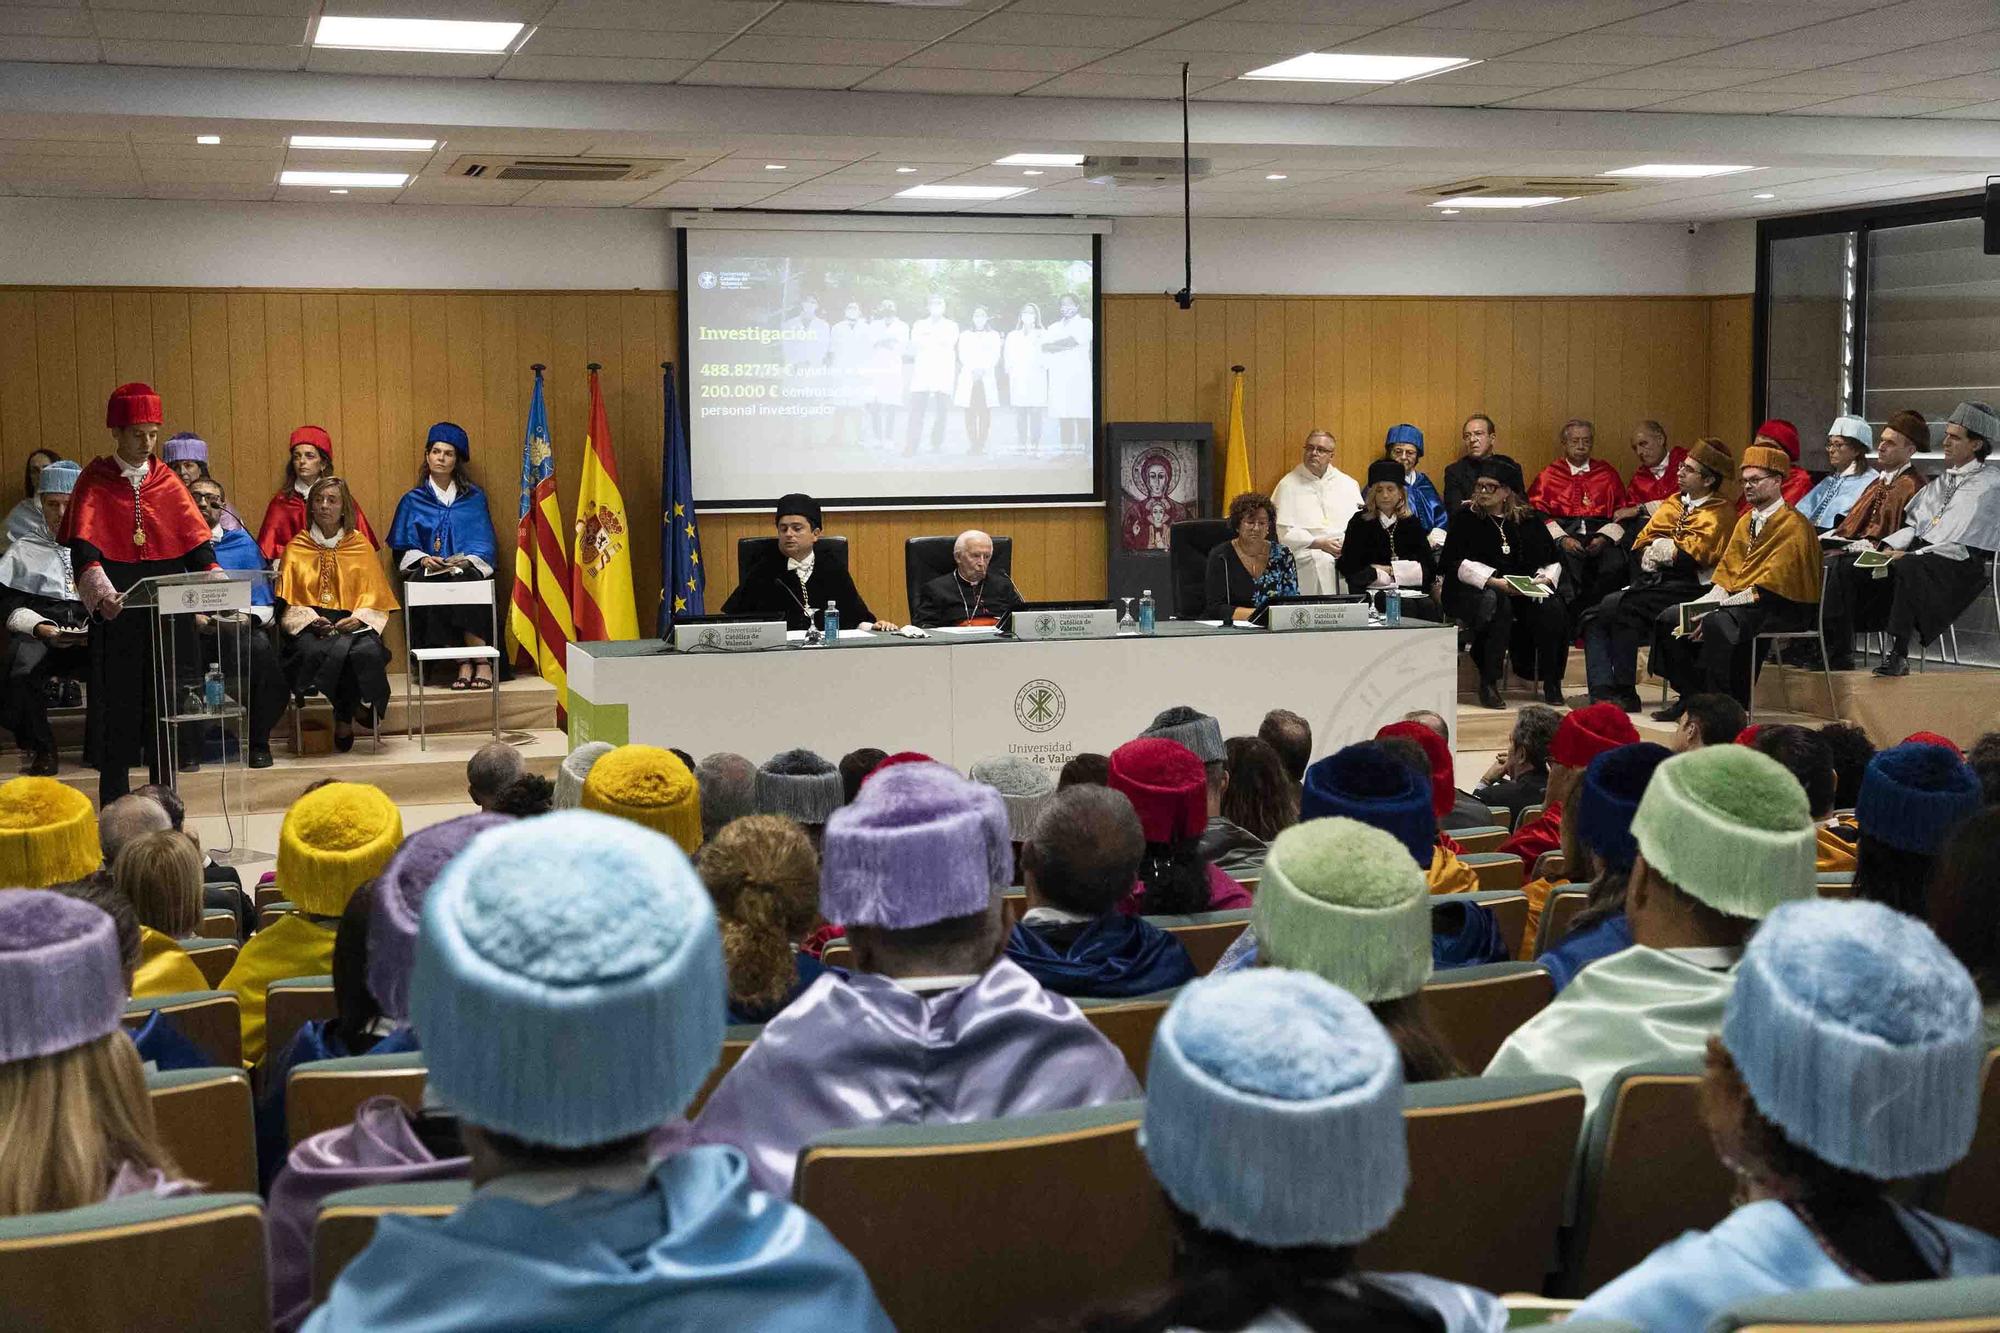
658;363;705;635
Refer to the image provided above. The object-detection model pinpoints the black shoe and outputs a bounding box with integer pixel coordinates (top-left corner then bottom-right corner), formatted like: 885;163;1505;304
1542;680;1565;705
177;753;200;774
62;680;81;708
1826;654;1856;673
334;723;355;753
248;744;273;769
1477;682;1505;709
1653;699;1687;722
1616;690;1644;713
26;750;56;777
1874;651;1910;678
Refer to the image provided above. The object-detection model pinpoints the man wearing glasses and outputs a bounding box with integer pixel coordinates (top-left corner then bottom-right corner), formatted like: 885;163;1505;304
1273;429;1362;595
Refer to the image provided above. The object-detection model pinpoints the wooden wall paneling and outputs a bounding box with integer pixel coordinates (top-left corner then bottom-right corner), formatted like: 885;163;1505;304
0;292;41;487
32;293;78;468
149;293;194;437
187;293;233;487
1281;298;1315;486
263;294;305;454
1709;295;1753;446
110;292;154;389
223;294;268;501
546;293;589;519
1161;301;1197;424
72;293;115;460
371;295;413;537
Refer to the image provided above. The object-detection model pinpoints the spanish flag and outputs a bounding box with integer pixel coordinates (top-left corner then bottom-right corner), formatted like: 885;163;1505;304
571;364;639;641
1222;365;1252;500
508;365;575;716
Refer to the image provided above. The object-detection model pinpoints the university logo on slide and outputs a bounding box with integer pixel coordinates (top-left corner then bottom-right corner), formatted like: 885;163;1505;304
1014;679;1065;733
696;271;718;289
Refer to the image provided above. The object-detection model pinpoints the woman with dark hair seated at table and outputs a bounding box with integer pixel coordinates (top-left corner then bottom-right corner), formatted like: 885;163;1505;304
1338;459;1439;619
1204;491;1299;623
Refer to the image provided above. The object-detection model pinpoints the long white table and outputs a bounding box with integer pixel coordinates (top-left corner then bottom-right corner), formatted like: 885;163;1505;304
566;619;1458;773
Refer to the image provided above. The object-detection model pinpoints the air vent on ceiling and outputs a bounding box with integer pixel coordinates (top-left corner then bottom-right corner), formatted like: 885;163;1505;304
451;155;680;183
1082;155;1212;187
1416;175;1633;200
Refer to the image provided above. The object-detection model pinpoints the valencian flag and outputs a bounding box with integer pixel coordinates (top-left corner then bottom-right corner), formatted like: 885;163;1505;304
508;365;575;718
571;364;640;641
1222;364;1252;499
658;362;705;634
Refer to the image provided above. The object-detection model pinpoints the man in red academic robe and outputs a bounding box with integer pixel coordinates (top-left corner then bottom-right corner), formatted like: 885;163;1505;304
1736;419;1814;512
63;382;218;803
1528;417;1631;613
1620;420;1687;514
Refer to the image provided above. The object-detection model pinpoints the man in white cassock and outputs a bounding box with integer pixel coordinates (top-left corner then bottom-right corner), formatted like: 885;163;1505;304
1272;429;1362;595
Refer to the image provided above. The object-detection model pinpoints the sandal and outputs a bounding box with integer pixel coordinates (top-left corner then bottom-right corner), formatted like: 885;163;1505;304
469;667;494;692
450;666;472;691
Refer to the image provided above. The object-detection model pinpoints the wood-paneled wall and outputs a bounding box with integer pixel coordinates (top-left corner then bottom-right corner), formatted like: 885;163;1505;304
0;287;1752;631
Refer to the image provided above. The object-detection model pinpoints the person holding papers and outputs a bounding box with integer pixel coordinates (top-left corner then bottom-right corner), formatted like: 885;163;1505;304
1650;444;1821;718
1438;456;1567;709
721;493;896;633
1337;459;1437;618
1205;492;1299;623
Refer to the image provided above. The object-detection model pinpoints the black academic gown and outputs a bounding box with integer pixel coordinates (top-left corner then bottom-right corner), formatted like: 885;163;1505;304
912;569;1024;628
0;586;87;754
721;548;876;630
1336;512;1438;594
1438;508;1568;687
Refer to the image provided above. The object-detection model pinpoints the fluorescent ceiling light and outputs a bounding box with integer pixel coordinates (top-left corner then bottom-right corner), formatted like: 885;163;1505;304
894;166;917;173
896;184;1031;201
280;170;408;188
1438;208;1461;215
313;15;523;53
1241;53;1473;83
290;135;436;152
1265;173;1287;180
1022;169;1043;176
1601;163;1755;178
196;135;221;145
1753;192;1777;200
995;153;1083;167
764;163;787;170
1427;195;1570;209
329;189;349;194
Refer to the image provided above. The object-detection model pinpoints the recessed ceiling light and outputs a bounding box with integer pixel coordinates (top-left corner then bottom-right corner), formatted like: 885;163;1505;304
1438;208;1461;215
995;153;1083;167
313;15;523;53
1265;173;1288;181
290;135;436;152
280;170;408;188
896;184;1031;201
895;166;917;173
1022;169;1044;176
1753;192;1777;200
1601;164;1755;178
764;163;787;170
329;189;350;194
1241;53;1474;83
1427;195;1570;209
196;135;221;145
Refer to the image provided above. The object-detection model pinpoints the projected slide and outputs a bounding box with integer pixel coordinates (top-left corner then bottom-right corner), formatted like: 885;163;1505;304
683;226;1097;505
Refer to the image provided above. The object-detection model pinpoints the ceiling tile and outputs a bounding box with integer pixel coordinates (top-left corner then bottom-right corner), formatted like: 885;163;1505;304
521;26;731;59
1578;65;1774;91
1687;36;1885;68
1725;67;1923;94
1640;89;1841;111
947;12;1183;46
1489;86;1674;109
302;48;508;76
1135;19;1378;54
138;157;277;182
1829;37;2000;75
514;179;663;205
1908;73;2000;99
90;0;310;14
10;181;157;197
144;184;277;200
712;33;927;63
1788;0;2000;46
1414;59;1627;85
635;180;788;206
0;34;96;58
679;60;869;88
680;159;840;182
1595;1;1870;39
536;0;774;33
750;2;987;40
1330;26;1575;58
1021;70;1234;98
1919;99;2000;117
1491;32;1728;62
1783;93;1991;115
1007;0;1232;15
88;8;307;42
901;43;1110;73
498;54;698;82
101;39;304;68
754;184;895;207
0;137;134;158
0;7;89;36
854;67;1048;94
1083;48;1261;75
1320;82;1509;106
1216;0;1453;23
395;176;538;204
1398;0;1685;32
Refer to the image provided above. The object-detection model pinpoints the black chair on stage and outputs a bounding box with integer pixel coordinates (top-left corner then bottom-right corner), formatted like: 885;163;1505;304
904;536;1014;622
736;536;850;589
1167;519;1232;620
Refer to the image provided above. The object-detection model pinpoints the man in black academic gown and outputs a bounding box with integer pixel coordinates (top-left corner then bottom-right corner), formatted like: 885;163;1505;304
912;529;1025;628
721;493;898;632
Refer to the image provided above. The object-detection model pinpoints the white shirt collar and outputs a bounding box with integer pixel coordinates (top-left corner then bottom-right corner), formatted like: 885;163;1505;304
1666;945;1743;969
118;457;149;484
294;478;315;498
308;526;346;549
888;973;983;995
210;522;225;542
1947;460;1984;478
1567;459;1594;476
428;479;456;505
1681;492;1715;509
1879;462;1909;483
1020;905;1095;928
1645;456;1670;478
1377;511;1396;528
477;1156;653;1206
787;551;815;578
1751;497;1784;522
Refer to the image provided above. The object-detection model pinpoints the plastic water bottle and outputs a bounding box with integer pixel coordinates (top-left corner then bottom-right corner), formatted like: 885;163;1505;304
203;663;225;712
1137;589;1156;636
1384;586;1403;626
822;599;840;643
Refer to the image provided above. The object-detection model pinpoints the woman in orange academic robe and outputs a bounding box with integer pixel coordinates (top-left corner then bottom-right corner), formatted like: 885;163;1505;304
274;477;398;752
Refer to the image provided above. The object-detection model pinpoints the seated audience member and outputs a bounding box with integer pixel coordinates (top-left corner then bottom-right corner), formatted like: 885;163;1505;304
1258;708;1312;786
1255;817;1463;1079
1005;784;1196;999
0;891;195;1215
1205;490;1300;622
720;492;896;631
695;762;1139;1196
0;459;88;775
1824;402;2000;677
1573;899;2000;1327
1218;736;1297;847
1798;416;1876;532
1402;707;1510;832
1384;423;1450;540
54;873;207;1071
1441;411;1510;514
554;740;612;811
1673;691;1747;753
308;812;893;1332
1580;437;1736;711
1108;738;1252;914
1373;727;1478;894
1143;708;1264;881
134;780;246;902
699;815;828;1023
1969;731;2000;806
1098;971;1507;1332
1529;416;1631;614
275;476;400;752
464;741;523;812
1337;460;1438;618
1471;703;1560;826
697;751;758;838
1737;418;1815;509
578;743;701;857
911;528;1024;628
1652;444;1821;716
1486;746;1816;1118
1745;725;1850;873
1439;456;1568;708
1059;751;1110;788
186;475;286;769
1501;702;1640;871
837;747;887;805
487;771;551;817
1;447;59;555
221;781;403;1064
754;748;844;844
1825;408;1927;549
1535;743;1673;989
1849;741;1981;917
1819;721;1876;812
0;773;101;889
968;753;1056;865
1928;809;2000;1040
113;828;207;999
1617;419;1687;520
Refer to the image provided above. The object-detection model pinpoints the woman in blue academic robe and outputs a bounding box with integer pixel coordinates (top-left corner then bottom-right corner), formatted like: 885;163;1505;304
387;422;498;690
1385;424;1450;537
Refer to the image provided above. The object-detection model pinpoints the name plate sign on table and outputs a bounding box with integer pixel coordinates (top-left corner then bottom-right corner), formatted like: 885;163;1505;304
1265;602;1372;632
671;620;788;653
568;620;1457;775
1010;607;1120;641
156;579;254;616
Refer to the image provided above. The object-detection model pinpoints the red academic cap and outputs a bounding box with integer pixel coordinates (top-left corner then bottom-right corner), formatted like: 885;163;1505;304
289;425;334;463
105;382;162;429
